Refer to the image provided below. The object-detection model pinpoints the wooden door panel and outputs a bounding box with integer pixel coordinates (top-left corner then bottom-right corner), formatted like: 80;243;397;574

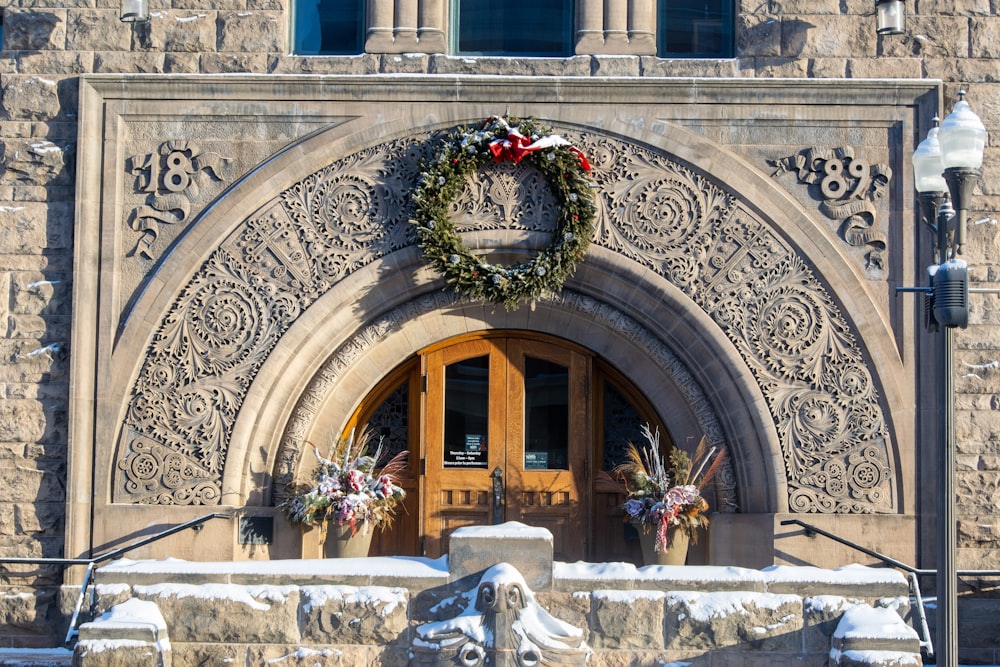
423;339;505;557
422;335;590;561
505;340;589;562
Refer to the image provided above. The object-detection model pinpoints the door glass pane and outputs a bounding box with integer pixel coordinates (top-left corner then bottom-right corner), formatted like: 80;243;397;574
444;355;490;468
363;381;409;461
602;382;649;470
524;356;569;470
456;0;573;56
293;0;364;55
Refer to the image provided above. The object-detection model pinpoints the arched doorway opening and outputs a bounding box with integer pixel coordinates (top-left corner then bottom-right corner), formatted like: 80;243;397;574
341;330;707;564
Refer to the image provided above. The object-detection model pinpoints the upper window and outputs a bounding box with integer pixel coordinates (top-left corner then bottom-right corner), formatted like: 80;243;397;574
659;0;734;57
293;0;364;55
455;0;573;56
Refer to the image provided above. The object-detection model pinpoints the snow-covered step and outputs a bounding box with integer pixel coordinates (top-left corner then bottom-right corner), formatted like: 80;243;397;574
829;605;921;667
0;648;72;667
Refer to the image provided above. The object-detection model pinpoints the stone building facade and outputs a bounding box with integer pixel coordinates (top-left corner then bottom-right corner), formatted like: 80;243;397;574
0;0;998;653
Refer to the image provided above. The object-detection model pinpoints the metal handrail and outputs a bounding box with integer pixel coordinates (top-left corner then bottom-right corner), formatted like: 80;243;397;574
780;518;1000;577
781;518;1000;659
0;512;231;644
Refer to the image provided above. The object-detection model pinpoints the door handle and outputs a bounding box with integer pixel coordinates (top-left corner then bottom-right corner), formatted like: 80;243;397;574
491;466;503;524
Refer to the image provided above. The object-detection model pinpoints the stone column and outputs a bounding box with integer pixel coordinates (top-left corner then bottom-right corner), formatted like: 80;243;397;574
366;0;447;53
576;0;656;54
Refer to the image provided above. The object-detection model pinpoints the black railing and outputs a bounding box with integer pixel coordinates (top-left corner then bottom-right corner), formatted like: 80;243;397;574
780;518;1000;577
781;517;1000;659
0;512;231;644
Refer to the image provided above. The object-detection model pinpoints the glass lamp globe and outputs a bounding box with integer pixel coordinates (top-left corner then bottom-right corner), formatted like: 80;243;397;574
120;0;149;22
912;123;947;194
876;0;905;35
938;94;987;170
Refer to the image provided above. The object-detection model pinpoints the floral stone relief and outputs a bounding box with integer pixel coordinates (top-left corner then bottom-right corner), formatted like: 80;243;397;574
114;127;896;514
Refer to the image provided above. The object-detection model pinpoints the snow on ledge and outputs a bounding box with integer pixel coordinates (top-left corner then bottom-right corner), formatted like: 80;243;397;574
96;555;904;592
98;555;449;578
554;561;766;583
834;605;919;641
762;564;907;586
451;521;553;540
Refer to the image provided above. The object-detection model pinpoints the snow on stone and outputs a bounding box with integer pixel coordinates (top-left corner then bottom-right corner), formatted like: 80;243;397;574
29;141;62;154
300;585;407;615
96;582;131;598
76;638;155;654
554;560;640;580
762;563;906;586
267;647;342;663
804;595;862;614
0;648;74;662
134;582;297;611
451;521;551;540
666;591;799;622
834;605;918;640
593;589;666;603
95;598;167;631
876;596;910;611
830;649;921;666
554;560;765;585
100;554;448;578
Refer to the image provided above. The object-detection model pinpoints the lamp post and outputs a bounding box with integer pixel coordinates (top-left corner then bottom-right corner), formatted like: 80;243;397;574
911;91;987;667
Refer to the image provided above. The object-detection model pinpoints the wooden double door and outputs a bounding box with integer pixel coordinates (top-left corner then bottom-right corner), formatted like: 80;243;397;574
354;331;662;563
422;336;589;561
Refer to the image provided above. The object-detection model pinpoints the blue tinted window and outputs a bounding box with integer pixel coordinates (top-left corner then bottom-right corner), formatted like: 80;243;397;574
456;0;573;56
659;0;734;57
294;0;364;55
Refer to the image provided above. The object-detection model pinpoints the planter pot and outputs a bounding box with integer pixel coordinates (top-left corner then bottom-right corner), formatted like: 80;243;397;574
634;522;689;566
323;523;375;558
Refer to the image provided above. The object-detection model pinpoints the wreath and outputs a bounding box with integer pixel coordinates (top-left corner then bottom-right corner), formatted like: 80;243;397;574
411;115;596;308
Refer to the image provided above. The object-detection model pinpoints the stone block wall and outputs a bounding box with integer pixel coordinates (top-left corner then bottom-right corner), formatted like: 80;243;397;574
73;558;919;667
0;0;998;651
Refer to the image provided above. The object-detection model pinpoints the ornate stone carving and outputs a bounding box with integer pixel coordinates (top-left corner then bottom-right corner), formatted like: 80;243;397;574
410;563;591;666
126;141;233;259
114;126;896;514
769;147;891;274
115;138;419;504
578;133;894;512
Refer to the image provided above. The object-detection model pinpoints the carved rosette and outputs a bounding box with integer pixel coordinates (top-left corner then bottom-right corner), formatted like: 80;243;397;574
114;126;895;514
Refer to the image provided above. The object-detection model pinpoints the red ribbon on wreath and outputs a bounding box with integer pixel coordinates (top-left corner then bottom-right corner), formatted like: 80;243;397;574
487;121;591;171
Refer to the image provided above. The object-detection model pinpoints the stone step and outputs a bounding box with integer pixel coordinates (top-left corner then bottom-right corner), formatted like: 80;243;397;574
829;606;922;667
0;649;73;667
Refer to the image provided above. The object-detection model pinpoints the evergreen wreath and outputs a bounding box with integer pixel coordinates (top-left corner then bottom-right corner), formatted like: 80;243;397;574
411;115;596;309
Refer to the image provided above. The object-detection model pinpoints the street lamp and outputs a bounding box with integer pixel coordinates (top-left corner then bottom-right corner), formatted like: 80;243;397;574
875;0;905;35
120;0;149;22
911;91;987;667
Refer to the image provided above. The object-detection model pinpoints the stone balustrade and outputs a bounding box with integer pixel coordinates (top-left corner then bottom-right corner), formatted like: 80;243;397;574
73;523;922;667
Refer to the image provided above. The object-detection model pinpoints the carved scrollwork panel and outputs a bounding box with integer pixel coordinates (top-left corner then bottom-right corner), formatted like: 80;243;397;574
126;141;234;260
115;126;896;514
113;136;424;504
769;147;892;275
575;133;895;513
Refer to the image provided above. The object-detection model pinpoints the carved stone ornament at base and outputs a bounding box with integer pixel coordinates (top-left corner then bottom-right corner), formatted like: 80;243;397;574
411;563;591;666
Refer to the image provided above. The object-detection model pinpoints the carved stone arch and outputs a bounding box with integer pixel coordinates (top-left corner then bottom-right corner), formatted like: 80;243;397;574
253;283;777;513
111;112;903;516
